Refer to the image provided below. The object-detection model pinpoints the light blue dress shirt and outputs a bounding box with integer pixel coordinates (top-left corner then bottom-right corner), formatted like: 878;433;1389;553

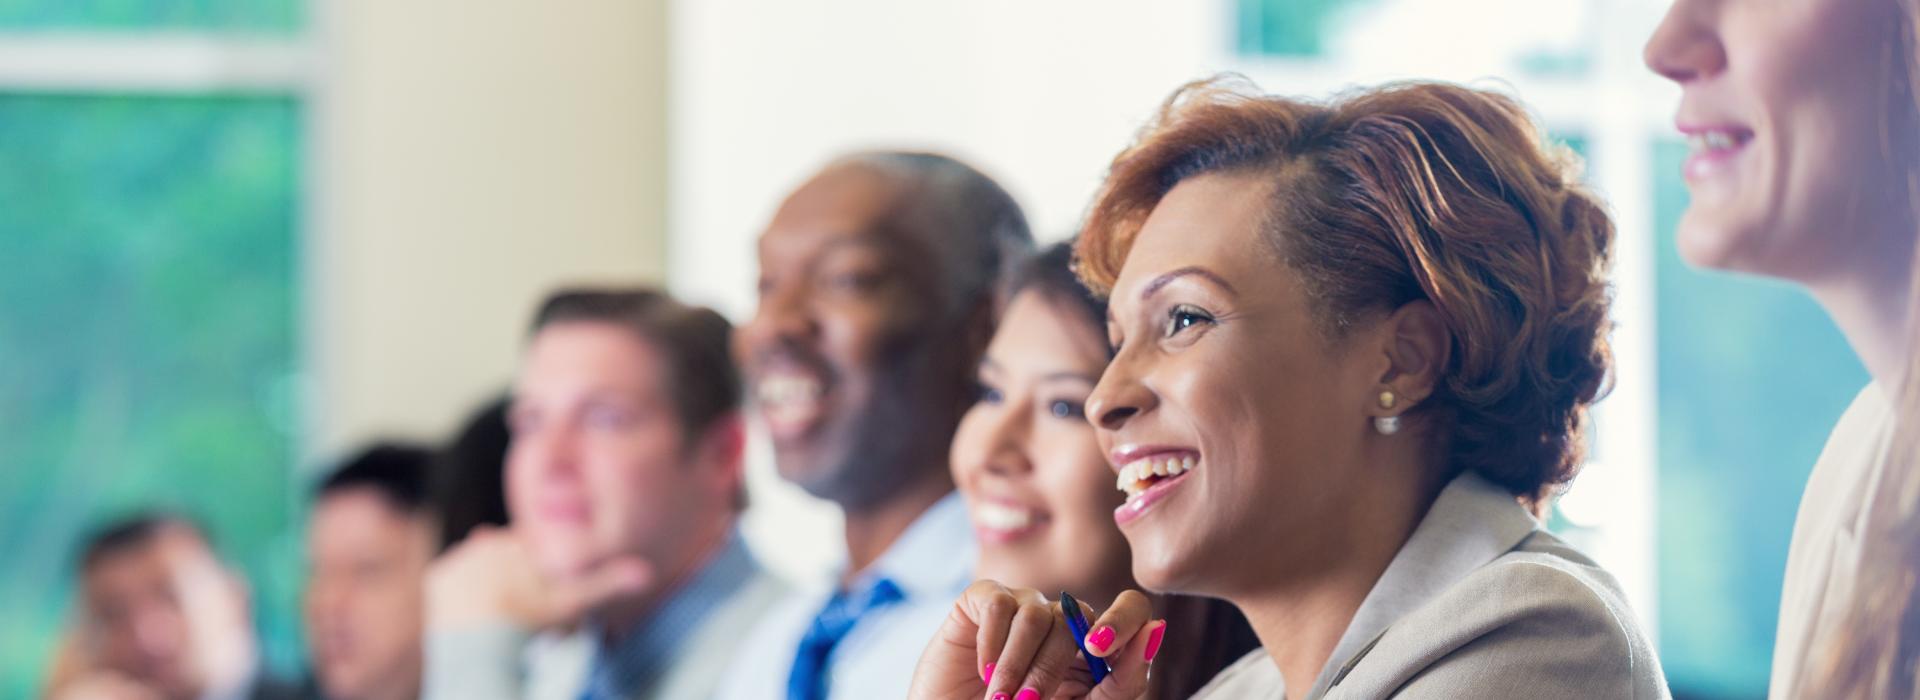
713;492;976;700
424;529;788;700
579;531;759;698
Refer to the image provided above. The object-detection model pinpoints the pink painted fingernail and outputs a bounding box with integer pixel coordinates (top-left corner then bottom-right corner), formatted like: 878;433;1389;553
990;694;1009;700
1088;625;1116;654
982;662;995;684
1143;621;1167;662
1015;689;1039;700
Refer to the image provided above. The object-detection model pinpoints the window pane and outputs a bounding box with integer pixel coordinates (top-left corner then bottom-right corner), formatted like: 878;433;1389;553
0;93;302;697
1235;0;1376;57
1651;139;1869;698
0;0;300;32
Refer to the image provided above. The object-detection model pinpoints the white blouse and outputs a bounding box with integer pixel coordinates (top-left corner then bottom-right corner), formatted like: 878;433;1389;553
1770;383;1895;698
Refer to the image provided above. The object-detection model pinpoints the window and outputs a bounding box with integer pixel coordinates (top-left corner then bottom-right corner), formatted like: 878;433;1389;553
1235;0;1378;57
0;19;307;697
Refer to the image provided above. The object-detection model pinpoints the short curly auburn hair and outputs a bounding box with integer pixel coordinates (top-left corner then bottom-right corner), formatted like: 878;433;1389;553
1074;77;1615;498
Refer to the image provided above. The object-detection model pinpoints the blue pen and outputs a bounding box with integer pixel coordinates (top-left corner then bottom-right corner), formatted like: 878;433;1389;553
1059;591;1111;684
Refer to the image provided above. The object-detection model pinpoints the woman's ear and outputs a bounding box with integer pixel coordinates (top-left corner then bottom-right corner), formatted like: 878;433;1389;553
1370;299;1450;414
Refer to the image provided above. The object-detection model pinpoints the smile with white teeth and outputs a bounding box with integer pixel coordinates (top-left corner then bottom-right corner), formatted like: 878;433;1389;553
1686;130;1746;154
972;501;1037;532
1115;454;1198;499
755;373;826;435
756;374;822;405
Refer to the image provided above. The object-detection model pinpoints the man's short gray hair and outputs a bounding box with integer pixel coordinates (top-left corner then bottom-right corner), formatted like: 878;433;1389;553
835;151;1035;317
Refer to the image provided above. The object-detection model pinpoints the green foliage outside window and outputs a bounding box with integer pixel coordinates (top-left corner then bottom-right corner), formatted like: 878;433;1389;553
0;93;303;697
0;0;299;32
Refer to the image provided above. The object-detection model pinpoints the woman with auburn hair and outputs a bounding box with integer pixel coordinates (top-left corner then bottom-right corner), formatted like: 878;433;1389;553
910;77;1668;699
1645;0;1920;696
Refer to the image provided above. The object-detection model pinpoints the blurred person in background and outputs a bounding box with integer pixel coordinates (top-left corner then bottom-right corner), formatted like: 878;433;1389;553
430;395;512;551
44;514;300;700
304;444;437;700
715;151;1033;700
1646;0;1920;695
947;241;1260;699
424;288;786;700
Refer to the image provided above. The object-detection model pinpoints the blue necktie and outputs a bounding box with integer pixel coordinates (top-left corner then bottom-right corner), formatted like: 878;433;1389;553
578;646;630;700
786;577;904;700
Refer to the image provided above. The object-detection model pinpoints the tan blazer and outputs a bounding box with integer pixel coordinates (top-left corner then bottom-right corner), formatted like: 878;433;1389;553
1193;473;1669;699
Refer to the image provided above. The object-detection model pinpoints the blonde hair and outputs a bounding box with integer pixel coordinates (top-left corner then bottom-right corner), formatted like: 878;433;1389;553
1801;0;1920;695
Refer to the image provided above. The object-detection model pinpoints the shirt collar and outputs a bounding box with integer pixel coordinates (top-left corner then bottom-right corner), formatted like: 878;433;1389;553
200;658;260;700
1305;471;1541;697
845;491;975;602
585;529;761;696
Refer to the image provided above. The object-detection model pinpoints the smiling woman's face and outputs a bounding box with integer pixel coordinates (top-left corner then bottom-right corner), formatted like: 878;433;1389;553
951;290;1131;601
1087;171;1387;596
1645;0;1912;281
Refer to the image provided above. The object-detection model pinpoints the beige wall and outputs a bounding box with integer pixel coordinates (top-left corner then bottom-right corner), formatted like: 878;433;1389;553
668;0;1221;584
311;0;668;461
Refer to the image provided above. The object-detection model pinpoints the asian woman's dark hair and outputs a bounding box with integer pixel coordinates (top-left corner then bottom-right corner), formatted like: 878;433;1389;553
1006;240;1261;698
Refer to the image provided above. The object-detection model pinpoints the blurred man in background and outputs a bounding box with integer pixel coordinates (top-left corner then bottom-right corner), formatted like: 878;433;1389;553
717;152;1032;699
45;514;299;700
304;444;437;700
424;288;787;700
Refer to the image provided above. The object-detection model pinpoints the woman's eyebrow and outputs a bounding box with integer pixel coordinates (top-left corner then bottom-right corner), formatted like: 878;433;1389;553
1038;371;1100;384
1141;265;1238;300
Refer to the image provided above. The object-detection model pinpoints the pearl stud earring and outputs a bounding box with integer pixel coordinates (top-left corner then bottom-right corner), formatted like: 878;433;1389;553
1375;391;1401;435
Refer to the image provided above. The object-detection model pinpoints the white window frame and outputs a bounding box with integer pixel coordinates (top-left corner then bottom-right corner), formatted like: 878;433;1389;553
0;34;309;92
